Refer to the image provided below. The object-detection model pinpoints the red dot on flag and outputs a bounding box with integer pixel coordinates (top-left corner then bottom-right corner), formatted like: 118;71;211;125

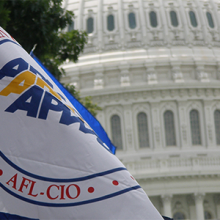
112;180;119;186
88;187;94;193
0;170;3;176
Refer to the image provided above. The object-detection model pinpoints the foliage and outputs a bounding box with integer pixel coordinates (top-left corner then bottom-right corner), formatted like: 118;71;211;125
0;0;101;116
64;84;81;100
0;1;10;29
2;0;87;80
65;84;102;117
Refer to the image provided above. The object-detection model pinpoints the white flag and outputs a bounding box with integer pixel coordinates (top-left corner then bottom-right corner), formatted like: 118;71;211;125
0;27;163;220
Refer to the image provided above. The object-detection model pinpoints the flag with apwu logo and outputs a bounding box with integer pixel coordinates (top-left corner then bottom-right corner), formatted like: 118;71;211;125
0;27;163;220
29;53;116;154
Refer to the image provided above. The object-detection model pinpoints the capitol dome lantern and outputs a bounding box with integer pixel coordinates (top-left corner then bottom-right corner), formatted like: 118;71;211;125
62;0;220;219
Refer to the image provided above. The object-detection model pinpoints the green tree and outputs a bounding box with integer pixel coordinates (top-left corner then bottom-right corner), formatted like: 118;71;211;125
1;0;101;116
3;0;87;80
0;1;10;29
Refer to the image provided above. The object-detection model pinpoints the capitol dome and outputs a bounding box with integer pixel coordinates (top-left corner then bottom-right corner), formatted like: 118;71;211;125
61;0;220;219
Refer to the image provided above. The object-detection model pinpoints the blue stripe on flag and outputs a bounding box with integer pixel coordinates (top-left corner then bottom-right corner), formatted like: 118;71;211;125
0;212;38;220
0;39;21;47
0;150;125;182
30;53;116;154
0;182;141;207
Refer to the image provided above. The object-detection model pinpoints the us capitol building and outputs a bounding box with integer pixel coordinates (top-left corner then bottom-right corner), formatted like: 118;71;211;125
61;0;220;219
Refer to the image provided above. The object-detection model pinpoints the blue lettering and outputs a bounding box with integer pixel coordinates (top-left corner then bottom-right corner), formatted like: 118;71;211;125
30;66;53;89
5;85;43;117
30;66;66;102
60;107;95;135
38;91;68;120
0;58;28;80
39;91;95;134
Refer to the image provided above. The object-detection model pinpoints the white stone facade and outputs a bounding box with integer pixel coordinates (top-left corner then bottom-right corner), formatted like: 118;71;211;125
62;0;220;219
